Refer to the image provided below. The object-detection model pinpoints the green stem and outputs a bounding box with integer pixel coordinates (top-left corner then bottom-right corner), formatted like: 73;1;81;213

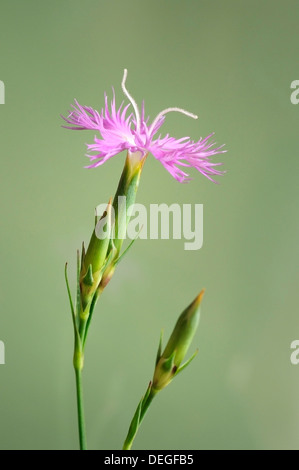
111;153;143;255
139;388;155;422
123;386;157;450
75;367;87;450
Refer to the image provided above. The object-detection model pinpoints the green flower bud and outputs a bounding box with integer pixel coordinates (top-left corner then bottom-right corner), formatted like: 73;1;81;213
98;151;147;292
83;198;113;274
152;290;204;391
80;199;113;309
112;151;146;255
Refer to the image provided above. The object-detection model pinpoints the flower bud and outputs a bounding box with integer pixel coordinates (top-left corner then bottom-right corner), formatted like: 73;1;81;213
152;290;204;391
80;199;113;309
112;151;146;255
97;151;146;292
83;198;113;274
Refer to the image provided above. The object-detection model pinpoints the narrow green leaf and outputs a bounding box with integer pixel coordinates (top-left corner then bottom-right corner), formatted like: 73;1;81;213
82;264;94;286
82;290;100;346
65;263;78;335
80;242;86;268
162;350;176;373
142;381;152;407
115;226;143;266
156;330;164;365
175;349;199;377
123;397;143;450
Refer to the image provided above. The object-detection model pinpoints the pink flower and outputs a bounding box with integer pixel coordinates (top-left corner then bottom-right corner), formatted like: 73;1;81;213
62;70;226;183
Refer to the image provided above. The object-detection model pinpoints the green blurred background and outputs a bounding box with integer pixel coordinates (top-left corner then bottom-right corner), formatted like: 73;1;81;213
0;0;298;450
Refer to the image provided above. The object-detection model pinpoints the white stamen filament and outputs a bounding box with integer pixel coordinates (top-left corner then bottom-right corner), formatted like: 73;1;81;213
149;107;198;136
121;69;141;132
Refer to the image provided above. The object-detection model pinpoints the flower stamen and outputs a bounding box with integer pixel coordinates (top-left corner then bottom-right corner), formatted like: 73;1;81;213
121;69;141;133
149;107;198;136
